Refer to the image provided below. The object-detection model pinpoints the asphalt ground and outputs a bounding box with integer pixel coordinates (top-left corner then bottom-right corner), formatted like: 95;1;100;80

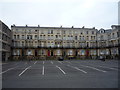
1;60;119;88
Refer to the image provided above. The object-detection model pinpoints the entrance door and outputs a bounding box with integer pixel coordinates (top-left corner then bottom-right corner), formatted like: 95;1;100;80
86;50;89;56
48;50;50;56
35;50;37;56
51;51;53;56
22;49;24;56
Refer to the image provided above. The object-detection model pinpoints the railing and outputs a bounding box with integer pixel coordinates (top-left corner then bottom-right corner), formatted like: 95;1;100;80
11;46;99;49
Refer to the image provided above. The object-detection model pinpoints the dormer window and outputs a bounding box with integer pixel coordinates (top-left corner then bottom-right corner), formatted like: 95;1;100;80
100;30;104;33
113;26;116;29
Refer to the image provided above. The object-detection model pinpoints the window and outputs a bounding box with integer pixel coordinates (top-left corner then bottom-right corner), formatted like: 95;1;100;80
14;35;16;39
13;50;20;55
82;36;84;40
41;50;44;55
86;31;89;34
100;35;104;40
57;30;60;34
22;41;24;46
51;30;53;34
22;35;25;39
87;42;89;47
48;35;50;39
63;31;66;34
48;30;51;34
91;36;95;40
92;31;94;34
79;36;81;40
108;35;111;39
68;50;73;55
56;50;61;55
86;36;89;40
117;32;120;37
29;29;31;33
41;42;44;47
80;50;85;55
41;31;44;34
48;30;53;34
35;35;38;39
27;50;33;55
75;36;77;40
17;35;19;39
38;50;45;55
112;33;115;38
27;35;29;39
27;35;32;39
75;31;77;34
56;35;58;38
0;33;1;39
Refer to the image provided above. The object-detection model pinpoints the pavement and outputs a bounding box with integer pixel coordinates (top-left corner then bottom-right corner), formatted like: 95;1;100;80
1;60;119;88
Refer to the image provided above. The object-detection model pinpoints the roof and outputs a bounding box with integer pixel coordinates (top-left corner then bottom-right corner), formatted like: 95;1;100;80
11;25;97;30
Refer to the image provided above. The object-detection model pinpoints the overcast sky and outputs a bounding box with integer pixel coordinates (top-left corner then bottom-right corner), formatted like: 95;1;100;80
0;0;119;29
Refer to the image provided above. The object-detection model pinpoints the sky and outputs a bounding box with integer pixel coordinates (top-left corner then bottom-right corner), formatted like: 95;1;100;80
0;0;119;29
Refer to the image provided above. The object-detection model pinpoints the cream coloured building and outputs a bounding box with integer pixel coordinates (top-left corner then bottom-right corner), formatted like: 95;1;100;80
11;25;98;60
97;25;120;59
11;24;120;60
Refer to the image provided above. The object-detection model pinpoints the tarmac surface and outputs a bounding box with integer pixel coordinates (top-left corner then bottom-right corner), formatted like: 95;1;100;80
1;60;119;88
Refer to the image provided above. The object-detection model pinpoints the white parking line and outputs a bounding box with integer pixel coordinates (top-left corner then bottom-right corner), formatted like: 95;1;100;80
51;61;53;64
2;63;8;65
42;65;45;75
43;61;44;65
66;61;71;64
0;67;17;74
58;61;62;64
81;65;106;73
98;66;118;70
34;61;37;65
67;65;87;73
24;62;27;65
19;66;31;76
56;65;66;74
0;63;8;66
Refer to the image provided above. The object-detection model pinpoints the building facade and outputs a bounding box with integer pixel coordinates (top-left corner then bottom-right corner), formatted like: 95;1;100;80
11;25;98;60
97;25;120;59
0;21;12;61
11;25;120;60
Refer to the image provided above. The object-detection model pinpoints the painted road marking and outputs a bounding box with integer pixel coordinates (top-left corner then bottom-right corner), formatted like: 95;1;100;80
51;61;53;64
24;62;27;65
67;65;87;73
66;61;71;64
81;65;106;73
58;61;62;64
98;65;118;70
42;65;45;75
43;61;44;65
19;66;31;76
56;65;66;74
0;67;17;74
34;61;37;65
0;63;8;66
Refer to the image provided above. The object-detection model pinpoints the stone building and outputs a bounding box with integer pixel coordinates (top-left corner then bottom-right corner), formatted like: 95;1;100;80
0;21;12;61
11;24;120;60
11;25;98;60
97;25;120;59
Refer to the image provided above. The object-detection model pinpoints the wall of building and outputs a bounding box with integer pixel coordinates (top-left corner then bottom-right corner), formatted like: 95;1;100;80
11;25;120;60
0;21;12;61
